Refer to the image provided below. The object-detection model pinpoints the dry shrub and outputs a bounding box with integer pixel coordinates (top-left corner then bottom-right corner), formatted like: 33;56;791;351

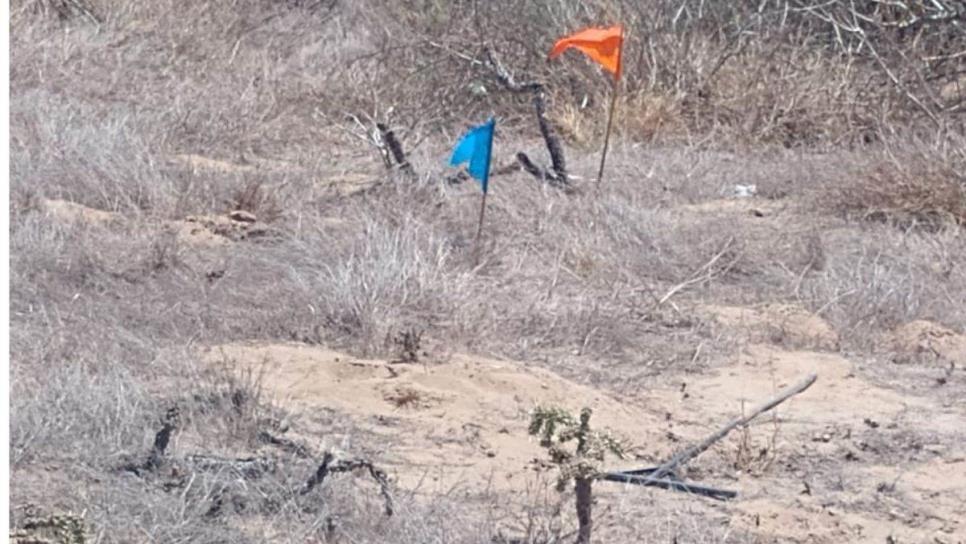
11;1;966;541
227;179;283;223
15;0;99;23
823;134;966;229
336;0;965;148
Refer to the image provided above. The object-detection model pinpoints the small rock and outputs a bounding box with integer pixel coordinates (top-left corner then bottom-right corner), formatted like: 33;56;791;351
229;210;257;223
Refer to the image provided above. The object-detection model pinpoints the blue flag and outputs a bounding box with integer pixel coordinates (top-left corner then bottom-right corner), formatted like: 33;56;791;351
449;117;495;194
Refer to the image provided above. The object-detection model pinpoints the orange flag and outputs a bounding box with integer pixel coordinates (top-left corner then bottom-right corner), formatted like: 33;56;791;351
549;25;624;80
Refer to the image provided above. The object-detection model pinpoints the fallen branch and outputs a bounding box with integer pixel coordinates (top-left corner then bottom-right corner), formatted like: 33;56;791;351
146;407;180;470
516;152;553;181
658;236;738;306
483;46;569;188
599;470;736;500
257;430;311;459
376;123;416;180
121;406;180;475
649;373;818;482
302;451;394;517
602;374;816;500
34;0;101;25
185;454;277;479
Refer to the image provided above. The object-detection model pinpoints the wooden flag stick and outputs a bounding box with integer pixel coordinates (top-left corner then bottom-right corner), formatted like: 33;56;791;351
595;78;619;188
473;191;488;264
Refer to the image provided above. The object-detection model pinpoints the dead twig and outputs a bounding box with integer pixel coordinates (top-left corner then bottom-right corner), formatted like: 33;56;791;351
185;454;277;479
302;451;394;517
658;236;738;306
376;123;417;180
599;470;736;500
649;373;818;482
483;46;570;188
121;406;180;475
257;430;312;459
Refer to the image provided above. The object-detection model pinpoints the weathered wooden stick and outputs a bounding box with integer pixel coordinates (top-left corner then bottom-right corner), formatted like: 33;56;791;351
376;123;416;180
648;373;818;482
658;236;736;306
599;471;737;500
595;79;619;187
532;89;567;184
516;152;548;180
483;46;569;188
145;407;179;470
474;191;488;266
302;451;394;516
186;454;277;479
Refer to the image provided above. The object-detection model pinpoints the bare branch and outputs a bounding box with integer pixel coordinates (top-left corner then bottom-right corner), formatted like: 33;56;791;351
302;451;394;517
649;373;818;481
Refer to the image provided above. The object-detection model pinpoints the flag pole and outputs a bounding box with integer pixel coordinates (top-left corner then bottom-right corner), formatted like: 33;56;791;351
475;191;488;246
595;26;623;189
473;191;488;265
595;79;619;188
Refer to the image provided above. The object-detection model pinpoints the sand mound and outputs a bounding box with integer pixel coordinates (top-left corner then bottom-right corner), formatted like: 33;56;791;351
168;213;271;247
39;198;272;247
892;320;966;364
171;154;257;174
203;340;965;541
41;199;119;225
674;198;784;217
171;153;300;174
640;344;922;439
638;344;962;541
315;173;380;197
203;342;663;493
700;303;840;351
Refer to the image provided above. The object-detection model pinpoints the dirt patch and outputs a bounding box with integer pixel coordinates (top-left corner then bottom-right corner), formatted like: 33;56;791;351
41;199;119;225
38;198;272;248
168;213;272;247
170;153;300;174
315;173;381;197
170;154;256;174
731;453;966;542
639;343;964;542
202;342;664;493
700;303;840;351
892;320;966;365
204;340;966;542
675;197;786;218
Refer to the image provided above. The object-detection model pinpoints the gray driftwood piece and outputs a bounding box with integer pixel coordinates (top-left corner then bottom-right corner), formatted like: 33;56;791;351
604;373;818;498
302;451;395;517
483;46;569;189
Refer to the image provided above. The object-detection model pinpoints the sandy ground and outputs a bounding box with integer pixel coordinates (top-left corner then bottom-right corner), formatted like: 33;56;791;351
39;182;966;544
200;334;965;543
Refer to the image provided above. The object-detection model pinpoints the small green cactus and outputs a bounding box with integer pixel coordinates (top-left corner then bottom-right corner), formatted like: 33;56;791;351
11;511;87;544
529;406;624;544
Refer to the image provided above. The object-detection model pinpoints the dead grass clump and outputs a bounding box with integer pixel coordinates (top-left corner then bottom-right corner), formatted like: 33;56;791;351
823;139;966;229
384;386;429;409
796;224;966;353
226;179;283;224
16;0;99;24
390;327;424;364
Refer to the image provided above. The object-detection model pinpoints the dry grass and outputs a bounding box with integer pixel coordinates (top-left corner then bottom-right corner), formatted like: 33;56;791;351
9;0;966;542
822;134;966;228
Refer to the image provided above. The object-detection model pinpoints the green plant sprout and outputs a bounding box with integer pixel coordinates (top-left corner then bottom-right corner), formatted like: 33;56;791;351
529;406;625;544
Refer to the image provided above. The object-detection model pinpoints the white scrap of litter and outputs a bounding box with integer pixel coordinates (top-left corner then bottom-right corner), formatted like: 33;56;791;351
734;184;757;198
